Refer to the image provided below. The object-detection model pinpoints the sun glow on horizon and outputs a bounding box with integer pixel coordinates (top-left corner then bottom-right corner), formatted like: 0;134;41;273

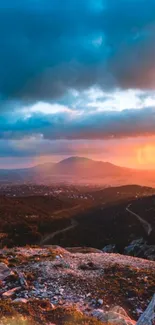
137;145;155;166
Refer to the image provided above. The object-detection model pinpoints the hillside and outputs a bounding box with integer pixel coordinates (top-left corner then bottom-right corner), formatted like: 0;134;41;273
0;185;155;324
0;195;77;247
0;184;155;262
0;246;155;324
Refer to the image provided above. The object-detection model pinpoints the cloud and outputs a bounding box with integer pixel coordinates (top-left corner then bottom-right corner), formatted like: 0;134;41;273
0;137;113;159
0;105;155;140
2;135;155;171
1;0;155;163
0;0;155;107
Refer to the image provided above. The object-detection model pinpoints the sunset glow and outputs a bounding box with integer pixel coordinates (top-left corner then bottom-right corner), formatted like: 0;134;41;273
0;0;154;171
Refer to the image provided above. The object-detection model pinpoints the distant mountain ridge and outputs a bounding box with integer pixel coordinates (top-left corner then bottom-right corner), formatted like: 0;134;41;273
0;156;154;186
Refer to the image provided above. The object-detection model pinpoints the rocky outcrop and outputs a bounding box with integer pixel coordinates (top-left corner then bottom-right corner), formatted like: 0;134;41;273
0;246;155;324
102;244;117;253
124;238;155;260
92;299;155;325
136;294;155;325
92;306;135;324
102;238;155;261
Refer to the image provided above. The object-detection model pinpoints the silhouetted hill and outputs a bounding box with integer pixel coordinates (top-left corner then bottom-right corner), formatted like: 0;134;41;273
0;156;155;186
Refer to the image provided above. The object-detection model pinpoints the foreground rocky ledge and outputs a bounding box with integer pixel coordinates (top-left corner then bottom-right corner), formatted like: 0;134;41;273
0;246;155;324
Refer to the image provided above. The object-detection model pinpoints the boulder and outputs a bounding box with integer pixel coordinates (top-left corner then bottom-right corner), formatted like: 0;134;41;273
124;238;155;260
92;306;135;325
112;306;129;318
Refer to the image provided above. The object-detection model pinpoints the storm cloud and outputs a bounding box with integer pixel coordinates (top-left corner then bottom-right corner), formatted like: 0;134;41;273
0;106;155;140
0;0;155;104
1;0;155;163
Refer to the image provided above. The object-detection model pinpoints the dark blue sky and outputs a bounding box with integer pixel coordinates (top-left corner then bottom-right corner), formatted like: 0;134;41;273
1;0;155;168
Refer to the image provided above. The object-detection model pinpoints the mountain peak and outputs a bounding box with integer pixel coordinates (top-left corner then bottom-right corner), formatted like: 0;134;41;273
58;156;93;164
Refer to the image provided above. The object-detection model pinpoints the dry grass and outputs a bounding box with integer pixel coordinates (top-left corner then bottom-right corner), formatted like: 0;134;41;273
0;300;106;325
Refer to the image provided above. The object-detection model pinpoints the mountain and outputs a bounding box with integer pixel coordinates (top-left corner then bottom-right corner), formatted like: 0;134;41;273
0;156;155;186
51;156;128;178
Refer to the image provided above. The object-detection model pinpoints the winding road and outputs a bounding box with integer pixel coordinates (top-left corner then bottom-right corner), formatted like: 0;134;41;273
126;203;152;236
41;218;78;245
40;204;81;245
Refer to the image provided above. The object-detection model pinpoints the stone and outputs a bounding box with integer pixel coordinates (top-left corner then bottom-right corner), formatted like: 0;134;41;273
92;309;107;322
111;306;129;318
98;299;103;305
136;294;155;325
107;310;135;325
102;244;117;253
2;287;21;298
18;272;28;288
13;298;28;303
55;255;61;260
59;288;64;295
0;262;14;281
79;262;100;270
124;238;155;260
92;306;136;325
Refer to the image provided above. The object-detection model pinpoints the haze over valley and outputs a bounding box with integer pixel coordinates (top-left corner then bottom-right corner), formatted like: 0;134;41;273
1;156;155;187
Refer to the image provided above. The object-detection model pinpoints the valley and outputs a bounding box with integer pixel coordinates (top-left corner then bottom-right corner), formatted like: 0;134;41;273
0;183;155;261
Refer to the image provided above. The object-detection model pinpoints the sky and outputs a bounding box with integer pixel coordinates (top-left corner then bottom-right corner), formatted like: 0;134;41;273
1;0;155;169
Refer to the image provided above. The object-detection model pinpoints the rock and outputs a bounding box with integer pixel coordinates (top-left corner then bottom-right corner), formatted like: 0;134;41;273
92;309;107;322
53;262;64;269
59;288;64;295
13;298;28;303
79;262;100;270
55;255;61;260
17;272;28;288
98;299;103;306
107;310;135;325
136;294;155;325
129;238;146;246
124;238;155;260
2;286;21;298
102;244;117;253
112;306;129;318
92;306;135;325
50;304;55;309
91;299;96;305
0;262;14;280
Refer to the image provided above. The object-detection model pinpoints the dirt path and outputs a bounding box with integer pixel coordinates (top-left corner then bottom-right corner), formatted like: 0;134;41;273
126;203;152;236
41;218;78;245
52;204;81;217
40;204;81;245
